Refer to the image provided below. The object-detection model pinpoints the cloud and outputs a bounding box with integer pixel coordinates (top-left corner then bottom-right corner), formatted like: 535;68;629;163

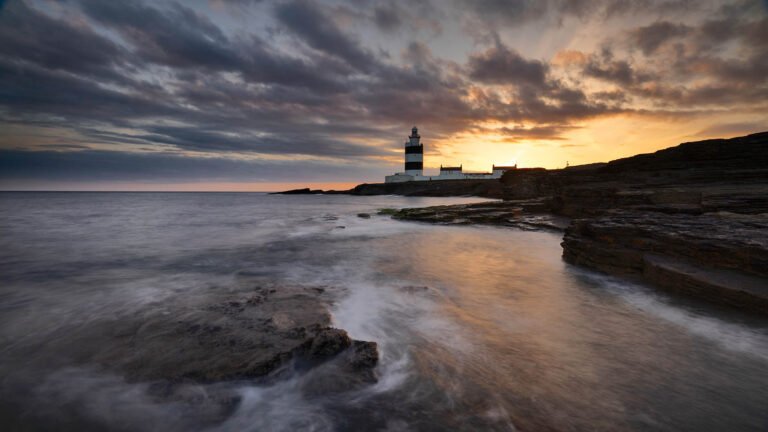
79;0;240;70
692;122;768;138
461;0;551;25
79;0;345;90
460;0;706;25
581;49;651;86
373;5;403;32
132;125;390;157
0;0;765;186
0;149;381;183
0;1;128;80
467;42;548;87
496;125;578;141
630;21;691;55
274;0;376;72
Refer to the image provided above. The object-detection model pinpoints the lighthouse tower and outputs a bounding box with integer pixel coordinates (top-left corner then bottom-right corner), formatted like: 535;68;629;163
404;126;423;176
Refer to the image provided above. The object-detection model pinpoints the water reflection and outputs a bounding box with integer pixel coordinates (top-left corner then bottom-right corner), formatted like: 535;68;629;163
0;193;766;431
335;227;768;431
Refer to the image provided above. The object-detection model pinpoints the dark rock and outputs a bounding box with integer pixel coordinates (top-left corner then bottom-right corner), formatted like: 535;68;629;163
390;199;570;232
347;340;379;370
399;285;430;294
562;211;768;313
271;188;325;195
90;285;378;384
389;131;768;314
377;208;398;215
350;179;504;198
357;213;371;218
306;328;352;359
296;339;379;397
498;132;768;218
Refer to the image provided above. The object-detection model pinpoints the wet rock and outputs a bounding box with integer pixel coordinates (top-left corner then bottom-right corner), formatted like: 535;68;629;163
562;211;768;313
399;285;430;294
347;340;379;371
377;208;398;215
306;328;352;359
297;340;379;396
93;285;379;385
390;199;569;232
357;213;371;218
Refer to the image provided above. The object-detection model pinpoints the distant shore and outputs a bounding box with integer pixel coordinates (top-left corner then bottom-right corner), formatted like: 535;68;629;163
272;178;504;198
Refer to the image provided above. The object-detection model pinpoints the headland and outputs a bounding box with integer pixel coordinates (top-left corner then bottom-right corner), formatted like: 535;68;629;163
280;131;768;314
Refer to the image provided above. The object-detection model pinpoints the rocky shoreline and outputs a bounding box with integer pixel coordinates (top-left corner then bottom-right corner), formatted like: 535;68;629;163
28;284;381;423
384;132;768;314
273;179;504;198
97;285;378;385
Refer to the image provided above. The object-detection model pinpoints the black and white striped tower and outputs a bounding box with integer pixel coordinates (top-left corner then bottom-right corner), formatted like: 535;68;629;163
404;126;423;176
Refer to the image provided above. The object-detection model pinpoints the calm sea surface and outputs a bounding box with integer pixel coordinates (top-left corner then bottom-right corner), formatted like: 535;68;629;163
1;192;767;431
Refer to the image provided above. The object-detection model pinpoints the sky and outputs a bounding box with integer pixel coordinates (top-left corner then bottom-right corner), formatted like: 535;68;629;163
0;0;766;191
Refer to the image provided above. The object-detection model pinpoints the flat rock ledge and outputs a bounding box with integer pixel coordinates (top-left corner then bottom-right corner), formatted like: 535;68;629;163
562;211;768;313
388;202;768;314
390;199;570;232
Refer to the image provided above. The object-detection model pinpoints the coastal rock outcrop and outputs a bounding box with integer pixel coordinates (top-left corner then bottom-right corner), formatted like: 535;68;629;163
384;131;768;314
562;211;768;313
94;285;378;387
555;132;768;312
391;199;569;232
350;178;503;198
272;179;505;198
270;188;328;194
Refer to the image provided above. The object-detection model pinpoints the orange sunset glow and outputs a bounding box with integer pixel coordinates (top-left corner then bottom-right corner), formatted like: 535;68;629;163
1;1;767;429
1;0;766;190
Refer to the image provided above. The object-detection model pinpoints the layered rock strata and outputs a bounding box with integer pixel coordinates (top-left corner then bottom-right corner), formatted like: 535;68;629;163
386;132;768;313
562;211;768;313
390;199;569;232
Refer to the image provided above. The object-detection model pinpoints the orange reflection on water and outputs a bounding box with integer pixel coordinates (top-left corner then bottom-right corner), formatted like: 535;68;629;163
376;225;691;431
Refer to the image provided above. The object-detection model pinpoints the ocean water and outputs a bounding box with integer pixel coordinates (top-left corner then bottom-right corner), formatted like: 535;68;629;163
0;192;767;431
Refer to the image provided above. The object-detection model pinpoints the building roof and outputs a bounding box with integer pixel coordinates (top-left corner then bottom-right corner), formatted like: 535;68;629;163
440;165;462;171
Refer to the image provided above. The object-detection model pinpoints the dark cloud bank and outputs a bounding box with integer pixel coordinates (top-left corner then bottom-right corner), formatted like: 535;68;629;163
0;0;766;187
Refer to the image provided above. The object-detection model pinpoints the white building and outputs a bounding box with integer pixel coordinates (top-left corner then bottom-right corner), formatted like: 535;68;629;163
385;126;517;183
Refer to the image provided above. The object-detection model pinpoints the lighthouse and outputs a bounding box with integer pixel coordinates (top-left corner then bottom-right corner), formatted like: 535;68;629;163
384;126;517;183
404;126;424;176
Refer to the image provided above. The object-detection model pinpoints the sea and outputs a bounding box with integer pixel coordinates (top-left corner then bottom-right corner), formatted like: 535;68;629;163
0;192;767;431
